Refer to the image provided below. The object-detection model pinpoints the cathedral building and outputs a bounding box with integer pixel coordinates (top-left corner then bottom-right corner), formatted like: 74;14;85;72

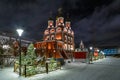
35;9;75;60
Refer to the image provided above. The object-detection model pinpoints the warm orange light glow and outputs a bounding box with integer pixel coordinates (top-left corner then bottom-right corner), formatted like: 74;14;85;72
56;34;62;40
58;17;64;23
60;19;63;23
35;42;42;48
48;43;51;49
56;27;62;32
56;37;61;40
50;29;55;33
50;23;52;26
48;21;53;26
35;11;74;59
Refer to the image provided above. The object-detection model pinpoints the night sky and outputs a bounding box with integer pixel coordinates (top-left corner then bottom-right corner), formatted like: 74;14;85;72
0;0;120;47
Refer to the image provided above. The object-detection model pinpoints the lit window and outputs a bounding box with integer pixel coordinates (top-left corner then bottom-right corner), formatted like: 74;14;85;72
50;29;55;33
56;27;62;32
51;35;55;40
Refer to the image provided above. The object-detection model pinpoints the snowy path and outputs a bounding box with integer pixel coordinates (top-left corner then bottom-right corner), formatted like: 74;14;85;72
0;56;120;80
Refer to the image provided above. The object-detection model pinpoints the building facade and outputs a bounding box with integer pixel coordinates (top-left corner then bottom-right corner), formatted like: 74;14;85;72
0;32;32;66
74;40;88;59
35;10;75;59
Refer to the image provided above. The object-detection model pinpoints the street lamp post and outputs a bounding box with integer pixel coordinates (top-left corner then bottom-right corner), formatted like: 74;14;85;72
70;46;73;62
54;39;57;60
89;46;93;64
97;49;100;59
54;49;56;60
16;28;24;76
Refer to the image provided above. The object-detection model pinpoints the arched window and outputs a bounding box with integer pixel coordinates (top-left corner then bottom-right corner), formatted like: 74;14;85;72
58;17;64;23
64;44;67;50
51;35;55;40
56;27;62;32
50;29;55;33
64;35;67;40
48;20;53;26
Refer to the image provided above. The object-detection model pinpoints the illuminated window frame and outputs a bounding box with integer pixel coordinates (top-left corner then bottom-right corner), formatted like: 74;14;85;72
50;29;55;33
56;27;62;32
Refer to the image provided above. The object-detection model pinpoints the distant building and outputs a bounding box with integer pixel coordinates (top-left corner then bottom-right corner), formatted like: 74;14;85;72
35;9;75;59
0;32;32;56
0;32;32;66
74;40;88;60
102;48;119;56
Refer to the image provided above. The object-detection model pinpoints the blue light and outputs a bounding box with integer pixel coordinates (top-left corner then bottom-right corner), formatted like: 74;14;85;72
102;48;118;55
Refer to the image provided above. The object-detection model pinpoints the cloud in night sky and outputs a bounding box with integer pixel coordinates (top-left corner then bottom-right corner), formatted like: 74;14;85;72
0;0;120;47
0;0;62;40
74;0;120;47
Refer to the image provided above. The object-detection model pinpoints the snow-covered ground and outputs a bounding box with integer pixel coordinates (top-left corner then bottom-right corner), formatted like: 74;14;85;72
0;56;120;80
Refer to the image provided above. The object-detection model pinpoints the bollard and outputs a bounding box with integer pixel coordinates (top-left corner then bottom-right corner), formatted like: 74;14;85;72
46;62;48;74
24;65;26;77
